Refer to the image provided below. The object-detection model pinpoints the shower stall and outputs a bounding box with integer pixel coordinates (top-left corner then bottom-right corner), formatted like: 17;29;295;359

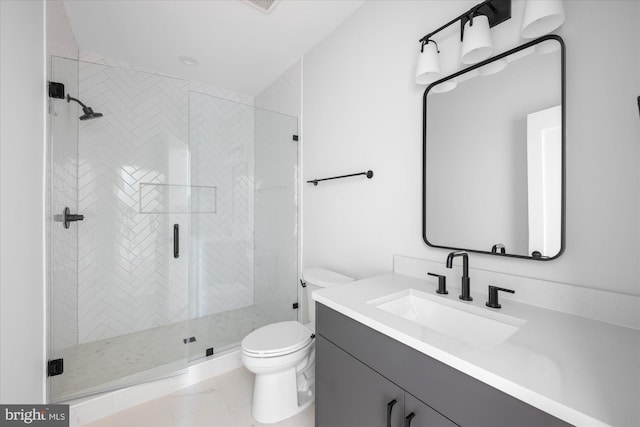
48;56;299;402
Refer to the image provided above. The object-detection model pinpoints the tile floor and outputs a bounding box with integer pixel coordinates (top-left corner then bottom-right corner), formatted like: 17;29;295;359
53;305;276;401
83;367;315;427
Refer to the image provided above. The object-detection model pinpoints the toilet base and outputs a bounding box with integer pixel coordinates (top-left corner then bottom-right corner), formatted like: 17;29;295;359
251;365;314;423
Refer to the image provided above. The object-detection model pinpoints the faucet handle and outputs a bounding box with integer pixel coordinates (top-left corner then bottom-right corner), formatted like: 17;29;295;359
491;243;506;254
427;272;448;295
486;285;514;309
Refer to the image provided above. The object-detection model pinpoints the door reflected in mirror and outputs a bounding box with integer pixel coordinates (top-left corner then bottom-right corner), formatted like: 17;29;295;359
423;36;565;260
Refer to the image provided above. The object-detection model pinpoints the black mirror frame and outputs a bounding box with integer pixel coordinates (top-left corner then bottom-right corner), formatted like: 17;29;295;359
422;34;566;261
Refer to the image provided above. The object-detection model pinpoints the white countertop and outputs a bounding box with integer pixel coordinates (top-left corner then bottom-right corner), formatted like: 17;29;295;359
313;273;640;427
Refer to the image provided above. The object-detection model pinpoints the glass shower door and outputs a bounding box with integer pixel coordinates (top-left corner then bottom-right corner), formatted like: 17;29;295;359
48;56;191;401
187;92;299;361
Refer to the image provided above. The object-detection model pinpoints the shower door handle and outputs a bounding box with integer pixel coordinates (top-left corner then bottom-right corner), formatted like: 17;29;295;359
173;224;179;258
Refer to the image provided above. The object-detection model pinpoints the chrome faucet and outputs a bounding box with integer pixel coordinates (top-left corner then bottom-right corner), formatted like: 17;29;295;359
446;251;472;301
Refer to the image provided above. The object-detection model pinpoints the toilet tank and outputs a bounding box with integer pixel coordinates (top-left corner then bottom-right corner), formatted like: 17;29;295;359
303;267;354;325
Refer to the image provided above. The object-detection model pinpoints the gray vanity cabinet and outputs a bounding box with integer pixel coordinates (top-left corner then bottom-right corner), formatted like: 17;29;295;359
315;303;572;427
316;334;405;427
317;335;456;427
405;393;457;427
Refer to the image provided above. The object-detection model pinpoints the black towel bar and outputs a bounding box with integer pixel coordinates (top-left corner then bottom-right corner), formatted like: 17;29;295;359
307;170;373;186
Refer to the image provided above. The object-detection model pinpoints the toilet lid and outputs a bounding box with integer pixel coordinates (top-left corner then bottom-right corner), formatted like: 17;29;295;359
242;321;313;356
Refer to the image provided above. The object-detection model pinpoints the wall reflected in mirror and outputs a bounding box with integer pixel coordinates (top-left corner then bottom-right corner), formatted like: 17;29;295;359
423;36;564;260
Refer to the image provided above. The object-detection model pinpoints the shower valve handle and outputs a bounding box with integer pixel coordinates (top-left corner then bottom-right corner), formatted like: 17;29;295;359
57;207;84;229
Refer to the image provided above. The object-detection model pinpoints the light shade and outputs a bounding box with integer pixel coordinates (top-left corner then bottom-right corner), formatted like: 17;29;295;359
461;14;493;64
521;0;565;39
415;41;441;85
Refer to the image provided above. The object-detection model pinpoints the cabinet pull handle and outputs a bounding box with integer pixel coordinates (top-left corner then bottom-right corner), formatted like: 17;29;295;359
404;412;415;427
173;224;179;259
386;399;397;427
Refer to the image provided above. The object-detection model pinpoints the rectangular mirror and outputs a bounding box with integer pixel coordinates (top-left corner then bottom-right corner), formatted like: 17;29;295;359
423;35;565;260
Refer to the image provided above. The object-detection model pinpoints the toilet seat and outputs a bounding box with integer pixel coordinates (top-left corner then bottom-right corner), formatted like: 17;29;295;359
242;321;313;357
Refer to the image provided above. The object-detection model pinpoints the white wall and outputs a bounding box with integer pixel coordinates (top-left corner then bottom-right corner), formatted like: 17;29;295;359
0;0;47;403
46;0;78;59
302;0;640;296
255;61;302;118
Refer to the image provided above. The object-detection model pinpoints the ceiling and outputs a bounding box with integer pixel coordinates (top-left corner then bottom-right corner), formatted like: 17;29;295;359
63;0;366;96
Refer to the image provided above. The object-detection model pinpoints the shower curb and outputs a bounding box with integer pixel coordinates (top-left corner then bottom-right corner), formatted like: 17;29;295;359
67;350;243;427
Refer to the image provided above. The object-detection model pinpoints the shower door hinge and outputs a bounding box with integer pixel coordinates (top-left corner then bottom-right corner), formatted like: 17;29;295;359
48;358;64;377
48;81;65;99
292;302;299;309
292;135;299;142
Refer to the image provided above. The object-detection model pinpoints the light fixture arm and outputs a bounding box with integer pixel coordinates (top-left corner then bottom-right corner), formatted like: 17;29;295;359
418;0;511;44
462;5;483;41
421;39;440;53
419;9;472;44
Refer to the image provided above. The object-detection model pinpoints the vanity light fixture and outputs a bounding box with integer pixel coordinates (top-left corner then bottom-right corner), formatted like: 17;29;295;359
521;0;565;39
415;0;511;85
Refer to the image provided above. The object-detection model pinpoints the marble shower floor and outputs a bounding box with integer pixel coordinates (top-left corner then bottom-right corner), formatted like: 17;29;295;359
52;305;277;402
83;367;315;427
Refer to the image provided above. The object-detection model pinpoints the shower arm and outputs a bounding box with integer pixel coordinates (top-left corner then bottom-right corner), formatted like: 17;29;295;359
67;95;89;109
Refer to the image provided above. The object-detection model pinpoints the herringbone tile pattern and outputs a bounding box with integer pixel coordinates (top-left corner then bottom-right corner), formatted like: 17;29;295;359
53;53;299;363
50;53;301;401
74;60;263;345
77;61;192;343
189;92;255;320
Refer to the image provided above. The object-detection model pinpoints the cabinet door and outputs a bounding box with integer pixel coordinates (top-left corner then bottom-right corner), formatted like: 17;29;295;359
404;393;458;427
316;335;404;427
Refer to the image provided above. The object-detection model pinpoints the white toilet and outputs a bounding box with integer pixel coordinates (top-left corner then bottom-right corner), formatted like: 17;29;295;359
241;267;354;424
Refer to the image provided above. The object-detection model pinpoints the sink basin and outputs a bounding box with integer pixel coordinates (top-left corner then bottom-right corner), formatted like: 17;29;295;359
369;289;525;347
